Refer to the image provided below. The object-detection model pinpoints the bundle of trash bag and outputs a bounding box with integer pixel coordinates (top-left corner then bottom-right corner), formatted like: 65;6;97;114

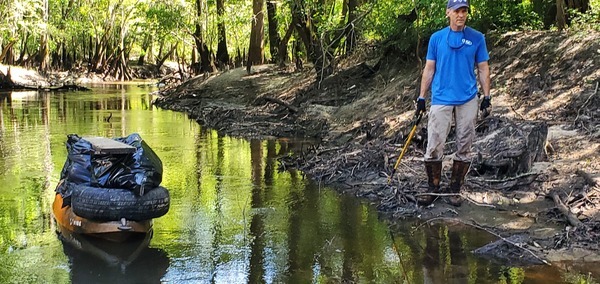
56;133;163;204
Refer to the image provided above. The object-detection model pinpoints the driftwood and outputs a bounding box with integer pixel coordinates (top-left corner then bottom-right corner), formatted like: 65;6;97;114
551;192;584;228
262;96;298;113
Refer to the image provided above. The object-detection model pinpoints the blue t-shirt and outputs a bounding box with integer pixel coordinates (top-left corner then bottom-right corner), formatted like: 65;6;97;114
426;26;489;105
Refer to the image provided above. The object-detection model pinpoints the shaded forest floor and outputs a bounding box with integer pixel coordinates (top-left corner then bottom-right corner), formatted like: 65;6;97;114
153;30;596;264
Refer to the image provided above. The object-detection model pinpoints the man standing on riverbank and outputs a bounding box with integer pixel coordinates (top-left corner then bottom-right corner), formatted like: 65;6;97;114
415;0;491;206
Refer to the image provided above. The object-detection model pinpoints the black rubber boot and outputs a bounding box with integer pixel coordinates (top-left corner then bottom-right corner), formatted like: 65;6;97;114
448;160;470;207
417;161;442;206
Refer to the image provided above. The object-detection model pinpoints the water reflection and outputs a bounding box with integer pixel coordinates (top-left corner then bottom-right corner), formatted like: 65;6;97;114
57;227;169;283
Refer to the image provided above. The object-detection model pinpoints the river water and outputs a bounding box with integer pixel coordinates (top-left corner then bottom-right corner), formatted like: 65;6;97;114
0;84;596;283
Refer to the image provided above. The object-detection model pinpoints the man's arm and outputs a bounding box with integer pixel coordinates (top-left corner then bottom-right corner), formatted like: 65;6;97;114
419;60;436;99
477;61;490;97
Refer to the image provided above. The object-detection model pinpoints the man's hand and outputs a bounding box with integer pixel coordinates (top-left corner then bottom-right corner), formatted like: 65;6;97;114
480;96;491;118
480;96;491;111
416;97;426;115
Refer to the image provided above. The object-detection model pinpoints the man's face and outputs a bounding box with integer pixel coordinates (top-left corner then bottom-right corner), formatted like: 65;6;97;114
446;7;469;29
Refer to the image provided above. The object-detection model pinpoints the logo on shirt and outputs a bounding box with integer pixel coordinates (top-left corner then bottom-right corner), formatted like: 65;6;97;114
463;39;473;46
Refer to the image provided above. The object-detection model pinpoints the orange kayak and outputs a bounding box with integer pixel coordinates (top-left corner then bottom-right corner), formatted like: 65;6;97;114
52;193;152;242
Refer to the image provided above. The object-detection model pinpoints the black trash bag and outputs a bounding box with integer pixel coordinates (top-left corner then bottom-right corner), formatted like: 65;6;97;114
92;153;131;186
111;133;163;195
59;134;131;187
57;135;104;204
59;134;96;185
57;133;162;197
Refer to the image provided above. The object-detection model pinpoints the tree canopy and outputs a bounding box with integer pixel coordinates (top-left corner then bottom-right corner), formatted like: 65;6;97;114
0;0;597;79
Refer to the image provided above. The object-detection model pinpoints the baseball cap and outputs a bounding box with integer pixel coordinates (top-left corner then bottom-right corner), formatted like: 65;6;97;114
447;0;469;10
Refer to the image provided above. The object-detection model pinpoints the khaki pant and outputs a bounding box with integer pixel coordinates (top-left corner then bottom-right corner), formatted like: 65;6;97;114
424;96;479;162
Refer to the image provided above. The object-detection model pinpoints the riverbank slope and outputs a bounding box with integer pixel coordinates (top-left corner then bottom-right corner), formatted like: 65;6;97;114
154;30;600;264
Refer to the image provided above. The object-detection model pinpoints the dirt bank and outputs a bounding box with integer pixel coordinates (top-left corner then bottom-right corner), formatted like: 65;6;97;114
153;30;600;265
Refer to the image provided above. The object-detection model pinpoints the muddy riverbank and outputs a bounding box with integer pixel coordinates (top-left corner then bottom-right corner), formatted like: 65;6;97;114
154;30;600;264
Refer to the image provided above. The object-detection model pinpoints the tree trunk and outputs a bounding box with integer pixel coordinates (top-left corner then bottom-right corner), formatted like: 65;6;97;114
88;36;93;65
293;40;303;71
17;34;29;64
38;0;50;73
556;0;567;30
92;32;110;72
55;0;76;70
291;0;333;78
567;0;589;12
72;36;77;67
138;34;152;66
323;0;357;56
235;48;242;67
277;21;295;66
193;0;214;74
0;67;14;89
266;0;281;63
0;41;16;64
107;6;135;80
91;2;121;72
216;0;230;68
291;0;313;58
344;0;358;54
248;0;265;68
156;44;177;70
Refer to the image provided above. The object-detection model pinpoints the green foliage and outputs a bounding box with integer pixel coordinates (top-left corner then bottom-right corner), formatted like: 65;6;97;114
360;0;550;61
497;266;525;284
310;0;345;34
569;1;600;31
134;1;190;44
0;0;597;71
469;0;544;33
359;0;415;40
563;271;598;284
0;0;45;44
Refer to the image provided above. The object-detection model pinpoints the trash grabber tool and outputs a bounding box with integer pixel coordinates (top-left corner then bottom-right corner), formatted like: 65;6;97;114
387;111;424;184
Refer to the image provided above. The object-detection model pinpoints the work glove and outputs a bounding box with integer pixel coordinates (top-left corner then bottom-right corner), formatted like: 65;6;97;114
416;97;426;116
480;96;491;118
480;96;491;111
